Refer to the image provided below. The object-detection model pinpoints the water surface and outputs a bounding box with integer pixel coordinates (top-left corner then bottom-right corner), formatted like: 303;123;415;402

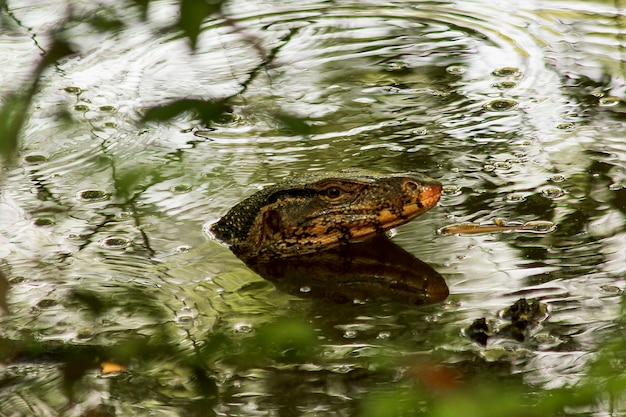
1;0;625;415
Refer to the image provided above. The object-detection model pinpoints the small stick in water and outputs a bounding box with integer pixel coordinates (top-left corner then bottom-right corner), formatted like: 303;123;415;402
438;220;556;235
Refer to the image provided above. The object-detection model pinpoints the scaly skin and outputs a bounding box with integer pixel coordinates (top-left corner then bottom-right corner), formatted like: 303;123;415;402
210;170;442;262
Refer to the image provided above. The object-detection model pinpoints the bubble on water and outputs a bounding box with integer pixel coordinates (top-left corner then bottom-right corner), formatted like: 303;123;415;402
431;89;450;97
76;328;93;340
519;220;556;234
116;211;133;220
175;245;192;253
98;105;116;112
540;186;565;199
493;161;512;170
175;307;196;326
64;86;82;94
492;67;521;77
446;65;466;75
484;164;496;172
492;81;517;89
343;330;358;339
599;96;620;107
384;60;410;73
101;237;131;249
483;99;518;112
234;323;253;333
411;128;428;136
37;299;59;309
9;276;25;284
214;111;240;125
549;174;566;183
506;192;528;203
354;97;376;104
376;331;391;340
23;154;48;164
170;184;192;194
74;104;89;111
77;189;110;202
424;315;440;323
299;286;311;294
556;122;574;131
600;285;623;294
442;184;462;196
34;217;55;227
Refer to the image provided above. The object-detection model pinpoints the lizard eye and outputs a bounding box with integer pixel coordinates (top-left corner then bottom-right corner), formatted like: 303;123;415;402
323;187;342;199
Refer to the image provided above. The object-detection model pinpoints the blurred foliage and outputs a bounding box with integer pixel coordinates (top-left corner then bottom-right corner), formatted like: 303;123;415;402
0;0;308;167
0;0;231;167
0;37;74;162
142;98;232;126
273;111;313;136
179;0;225;49
3;274;626;415
0;290;320;412
358;301;626;417
249;318;319;363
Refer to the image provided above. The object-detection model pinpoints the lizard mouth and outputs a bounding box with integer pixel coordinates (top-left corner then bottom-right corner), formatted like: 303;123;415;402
346;178;443;241
416;180;443;212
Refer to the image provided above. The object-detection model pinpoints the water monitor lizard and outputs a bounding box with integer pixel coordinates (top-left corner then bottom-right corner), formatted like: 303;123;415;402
210;170;442;262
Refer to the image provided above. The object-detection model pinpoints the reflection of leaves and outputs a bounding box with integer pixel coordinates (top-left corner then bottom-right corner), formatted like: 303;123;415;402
613;187;626;214
85;14;125;32
0;94;27;161
195;319;320;367
37;37;75;70
179;0;225;49
273;112;312;136
0;270;8;314
143;98;231;126
113;166;161;201
516;194;554;217
129;0;151;19
1;335;186;402
1;0;234;164
0;38;74;163
69;287;168;322
69;289;107;317
257;319;319;362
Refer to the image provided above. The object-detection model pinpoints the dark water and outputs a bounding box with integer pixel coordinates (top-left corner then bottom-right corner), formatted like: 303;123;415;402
1;0;625;415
